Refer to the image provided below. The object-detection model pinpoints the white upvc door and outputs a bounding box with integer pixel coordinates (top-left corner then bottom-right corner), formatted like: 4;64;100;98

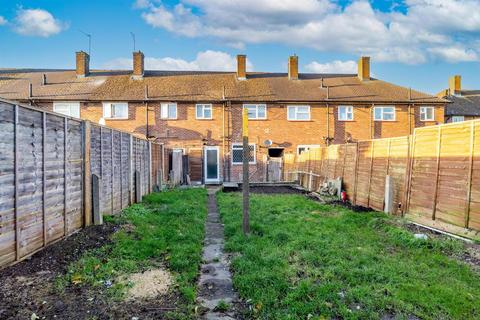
204;146;220;184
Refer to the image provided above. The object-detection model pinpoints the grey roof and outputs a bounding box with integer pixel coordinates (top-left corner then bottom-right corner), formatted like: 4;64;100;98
444;91;480;116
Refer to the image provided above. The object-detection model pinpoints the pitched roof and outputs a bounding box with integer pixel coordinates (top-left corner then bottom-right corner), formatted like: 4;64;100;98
0;68;445;103
441;90;480;116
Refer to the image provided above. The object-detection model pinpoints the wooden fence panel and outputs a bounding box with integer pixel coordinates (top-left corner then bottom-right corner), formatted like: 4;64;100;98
342;144;357;199
355;141;373;207
435;123;470;227
407;126;439;219
469;122;480;230
0;102;15;266
387;137;409;215
369;139;389;211
65;119;83;234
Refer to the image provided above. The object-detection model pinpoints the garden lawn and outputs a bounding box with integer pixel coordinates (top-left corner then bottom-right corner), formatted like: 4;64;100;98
217;192;480;320
60;188;207;317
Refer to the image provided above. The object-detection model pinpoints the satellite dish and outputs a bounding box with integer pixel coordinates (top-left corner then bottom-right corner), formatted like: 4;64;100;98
264;139;273;147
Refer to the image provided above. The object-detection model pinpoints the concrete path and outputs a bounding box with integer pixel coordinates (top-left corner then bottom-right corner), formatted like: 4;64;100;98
197;187;238;320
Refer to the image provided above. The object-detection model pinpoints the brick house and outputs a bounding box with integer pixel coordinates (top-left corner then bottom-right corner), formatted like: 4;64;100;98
0;51;446;183
437;75;480;123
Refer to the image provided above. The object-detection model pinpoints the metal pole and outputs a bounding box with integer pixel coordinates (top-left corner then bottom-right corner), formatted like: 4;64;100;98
242;108;250;235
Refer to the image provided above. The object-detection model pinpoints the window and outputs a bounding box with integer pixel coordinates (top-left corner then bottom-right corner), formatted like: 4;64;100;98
420;107;435;121
103;102;128;119
452;116;465;123
196;104;212;119
374;106;395;121
243;104;266;119
161;103;177;119
232;143;256;164
297;145;320;155
288;105;310;121
53;102;80;118
338;106;353;121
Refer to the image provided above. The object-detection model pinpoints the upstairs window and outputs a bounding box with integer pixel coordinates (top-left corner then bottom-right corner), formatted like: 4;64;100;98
374;106;395;121
288;105;310;121
196;104;212;119
420;106;435;121
452;116;465;123
338;106;353;121
243;104;267;120
232;143;256;164
53;102;80;118
103;102;128;119
161;103;177;119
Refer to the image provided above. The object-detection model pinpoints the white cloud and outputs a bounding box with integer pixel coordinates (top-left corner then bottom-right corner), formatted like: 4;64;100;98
103;50;253;71
0;16;7;25
133;0;151;9
137;0;480;64
14;8;66;37
428;46;479;62
305;60;357;74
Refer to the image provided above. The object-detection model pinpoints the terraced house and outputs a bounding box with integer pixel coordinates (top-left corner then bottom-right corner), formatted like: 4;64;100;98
0;51;446;183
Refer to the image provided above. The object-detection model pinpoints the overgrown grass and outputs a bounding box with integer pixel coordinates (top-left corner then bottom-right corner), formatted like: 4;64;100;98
217;192;480;320
60;188;207;308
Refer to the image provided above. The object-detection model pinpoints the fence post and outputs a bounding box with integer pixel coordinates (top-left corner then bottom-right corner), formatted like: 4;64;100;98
432;126;442;220
64;117;68;236
110;130;114;215
92;174;102;225
308;171;313;191
83;121;92;226
367;140;375;208
352;143;360;206
384;175;394;214
129;136;134;204
135;170;142;203
42;112;47;245
465;121;475;228
148;141;152;193
14;105;20;261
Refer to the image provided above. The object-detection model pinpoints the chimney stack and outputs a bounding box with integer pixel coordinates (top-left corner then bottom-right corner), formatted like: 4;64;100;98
237;54;246;80
358;56;370;81
76;51;90;78
132;51;145;80
449;75;461;95
288;55;299;80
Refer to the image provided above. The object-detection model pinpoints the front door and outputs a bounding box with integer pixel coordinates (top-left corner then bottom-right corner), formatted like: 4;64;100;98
204;146;220;184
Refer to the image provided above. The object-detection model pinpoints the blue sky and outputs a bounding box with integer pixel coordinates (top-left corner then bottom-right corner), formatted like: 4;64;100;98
0;0;479;94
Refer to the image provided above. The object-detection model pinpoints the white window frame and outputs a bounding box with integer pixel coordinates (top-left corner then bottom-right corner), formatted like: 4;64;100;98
243;104;267;120
420;106;435;121
297;145;320;155
196;104;213;119
102;102;129;120
287;105;311;121
373;106;396;121
452;116;465;123
338;106;354;121
53;102;80;118
160;103;178;120
232;143;256;165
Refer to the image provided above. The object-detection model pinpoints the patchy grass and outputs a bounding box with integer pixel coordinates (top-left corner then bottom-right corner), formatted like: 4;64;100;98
217;192;480;320
61;188;207;313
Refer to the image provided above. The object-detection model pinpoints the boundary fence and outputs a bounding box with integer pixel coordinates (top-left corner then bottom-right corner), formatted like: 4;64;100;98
286;120;480;241
0;99;163;268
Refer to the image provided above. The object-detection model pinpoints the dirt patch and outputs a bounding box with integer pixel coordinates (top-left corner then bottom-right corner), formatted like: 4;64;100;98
125;268;173;300
249;185;306;194
0;223;188;320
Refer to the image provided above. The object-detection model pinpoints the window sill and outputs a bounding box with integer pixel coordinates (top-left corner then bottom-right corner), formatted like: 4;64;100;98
338;119;355;122
232;163;257;166
196;118;213;120
105;118;129;121
288;119;312;122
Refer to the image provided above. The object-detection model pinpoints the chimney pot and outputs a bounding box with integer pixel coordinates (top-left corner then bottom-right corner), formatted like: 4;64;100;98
358;56;370;81
132;51;145;80
449;75;461;95
237;54;247;80
76;51;90;78
288;55;299;80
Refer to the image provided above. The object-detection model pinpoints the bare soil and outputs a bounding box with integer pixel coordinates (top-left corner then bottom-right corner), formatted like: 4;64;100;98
0;224;187;320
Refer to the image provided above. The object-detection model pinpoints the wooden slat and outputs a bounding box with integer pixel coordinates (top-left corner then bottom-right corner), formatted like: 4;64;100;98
14;105;19;261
